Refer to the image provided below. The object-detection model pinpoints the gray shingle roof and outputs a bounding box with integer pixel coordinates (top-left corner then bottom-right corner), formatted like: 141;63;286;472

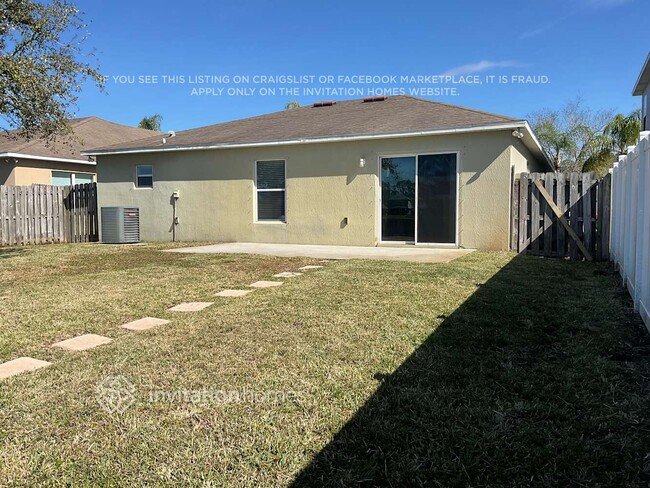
0;117;160;161
85;96;522;154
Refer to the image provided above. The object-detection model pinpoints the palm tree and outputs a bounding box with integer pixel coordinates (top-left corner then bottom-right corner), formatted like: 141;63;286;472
605;110;641;155
533;117;576;171
284;101;301;110
138;114;163;131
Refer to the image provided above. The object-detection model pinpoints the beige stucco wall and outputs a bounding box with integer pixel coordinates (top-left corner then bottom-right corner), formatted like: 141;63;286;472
96;131;547;251
0;158;96;186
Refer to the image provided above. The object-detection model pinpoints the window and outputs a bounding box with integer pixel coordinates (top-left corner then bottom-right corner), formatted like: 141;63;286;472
136;165;153;188
255;160;285;222
75;173;94;185
51;171;95;186
52;171;72;186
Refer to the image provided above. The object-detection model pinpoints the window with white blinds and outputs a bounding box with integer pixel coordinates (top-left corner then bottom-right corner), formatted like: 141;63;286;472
255;160;286;222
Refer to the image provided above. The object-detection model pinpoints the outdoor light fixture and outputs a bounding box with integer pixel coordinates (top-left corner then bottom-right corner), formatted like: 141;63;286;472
359;158;366;168
512;128;525;139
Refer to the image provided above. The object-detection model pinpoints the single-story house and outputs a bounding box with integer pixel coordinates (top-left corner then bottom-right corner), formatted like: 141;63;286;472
84;95;553;250
0;117;159;186
633;52;650;131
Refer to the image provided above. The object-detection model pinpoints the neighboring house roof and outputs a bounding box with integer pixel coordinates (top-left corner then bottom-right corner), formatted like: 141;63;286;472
633;52;650;96
82;95;552;168
0;117;160;165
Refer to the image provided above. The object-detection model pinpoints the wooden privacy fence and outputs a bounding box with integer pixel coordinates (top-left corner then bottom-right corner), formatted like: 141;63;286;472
0;183;98;246
511;172;611;261
611;131;650;330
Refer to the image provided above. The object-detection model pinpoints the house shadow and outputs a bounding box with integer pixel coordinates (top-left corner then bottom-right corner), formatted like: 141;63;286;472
290;253;650;487
0;247;28;259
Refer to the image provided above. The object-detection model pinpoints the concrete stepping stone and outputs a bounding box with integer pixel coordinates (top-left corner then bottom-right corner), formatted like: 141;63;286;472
273;272;302;278
52;334;113;351
299;265;323;271
0;357;52;380
216;289;253;297
249;281;283;288
120;317;170;331
168;302;213;312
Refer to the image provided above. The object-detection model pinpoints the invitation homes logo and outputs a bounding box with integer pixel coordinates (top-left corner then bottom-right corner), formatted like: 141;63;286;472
96;375;136;414
96;375;305;414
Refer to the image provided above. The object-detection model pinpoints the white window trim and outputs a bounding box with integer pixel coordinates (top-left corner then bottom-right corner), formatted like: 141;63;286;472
135;164;154;189
254;159;287;224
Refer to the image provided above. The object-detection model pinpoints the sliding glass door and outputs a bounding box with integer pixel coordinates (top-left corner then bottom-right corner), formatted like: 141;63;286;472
417;153;457;244
380;153;457;245
381;156;416;242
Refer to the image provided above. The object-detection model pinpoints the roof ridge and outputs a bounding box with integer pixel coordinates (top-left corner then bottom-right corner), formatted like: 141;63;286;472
397;95;520;122
170;96;519;139
7;117;96;154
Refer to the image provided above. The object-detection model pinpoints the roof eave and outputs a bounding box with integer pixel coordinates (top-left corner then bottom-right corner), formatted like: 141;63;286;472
83;121;547;160
633;53;650;96
0;152;95;165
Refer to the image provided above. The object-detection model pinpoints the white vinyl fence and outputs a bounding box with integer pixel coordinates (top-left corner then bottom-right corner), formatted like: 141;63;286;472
611;131;650;331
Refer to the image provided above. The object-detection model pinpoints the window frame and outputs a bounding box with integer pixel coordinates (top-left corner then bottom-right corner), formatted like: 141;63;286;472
51;171;96;186
135;164;154;189
254;159;286;223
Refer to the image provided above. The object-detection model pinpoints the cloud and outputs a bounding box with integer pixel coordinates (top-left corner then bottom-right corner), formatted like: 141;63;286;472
519;26;550;40
519;19;563;40
519;0;629;40
441;60;518;76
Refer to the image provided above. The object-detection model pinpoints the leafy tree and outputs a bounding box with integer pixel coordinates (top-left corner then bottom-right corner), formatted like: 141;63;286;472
528;97;613;173
285;101;301;110
0;0;105;141
530;99;642;177
138;114;163;131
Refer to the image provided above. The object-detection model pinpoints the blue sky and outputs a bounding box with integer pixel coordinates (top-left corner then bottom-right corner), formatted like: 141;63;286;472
74;0;646;132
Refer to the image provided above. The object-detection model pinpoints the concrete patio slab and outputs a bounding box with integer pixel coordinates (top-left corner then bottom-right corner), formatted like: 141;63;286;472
0;357;52;380
120;317;170;331
249;280;283;288
299;265;323;271
52;334;113;351
273;272;303;278
168;302;214;312
166;242;474;264
216;289;253;297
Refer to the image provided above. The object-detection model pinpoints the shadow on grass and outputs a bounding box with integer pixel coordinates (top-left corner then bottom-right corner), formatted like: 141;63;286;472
0;247;28;259
291;254;650;487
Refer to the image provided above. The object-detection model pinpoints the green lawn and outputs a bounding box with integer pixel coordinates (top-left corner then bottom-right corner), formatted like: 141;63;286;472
0;244;649;487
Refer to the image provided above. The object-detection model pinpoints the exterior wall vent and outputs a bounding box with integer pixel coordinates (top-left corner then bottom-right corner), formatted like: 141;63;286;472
363;96;388;103
101;207;140;244
313;100;337;108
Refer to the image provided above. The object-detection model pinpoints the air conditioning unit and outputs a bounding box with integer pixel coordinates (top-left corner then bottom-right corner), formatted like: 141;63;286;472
101;207;140;244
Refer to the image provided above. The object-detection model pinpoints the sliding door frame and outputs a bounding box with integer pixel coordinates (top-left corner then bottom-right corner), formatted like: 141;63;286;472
377;151;460;247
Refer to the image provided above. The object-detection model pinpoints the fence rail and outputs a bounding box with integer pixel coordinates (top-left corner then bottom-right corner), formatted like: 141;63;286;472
611;132;650;331
0;183;98;246
511;172;611;261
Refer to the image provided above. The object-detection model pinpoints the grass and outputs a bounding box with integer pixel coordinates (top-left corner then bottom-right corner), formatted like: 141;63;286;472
0;243;649;487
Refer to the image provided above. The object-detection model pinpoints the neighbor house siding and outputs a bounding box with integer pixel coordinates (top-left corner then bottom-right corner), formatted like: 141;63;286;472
96;130;544;250
0;157;96;186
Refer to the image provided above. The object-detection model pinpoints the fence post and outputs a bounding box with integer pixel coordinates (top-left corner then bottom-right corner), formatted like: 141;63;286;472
518;173;529;252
